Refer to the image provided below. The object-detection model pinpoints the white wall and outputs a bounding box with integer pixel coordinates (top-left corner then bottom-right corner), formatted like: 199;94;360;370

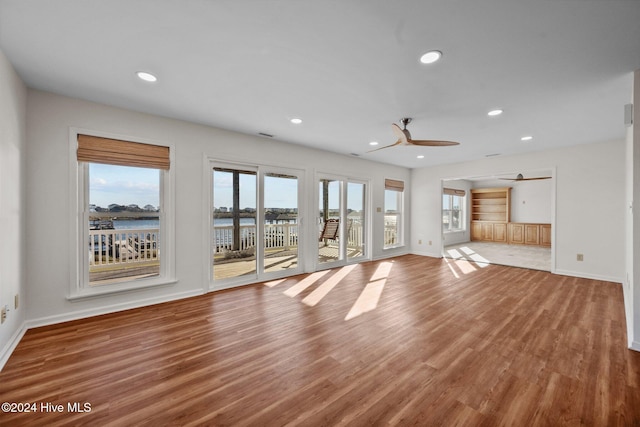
0;49;27;369
628;70;640;350
411;139;626;283
24;90;410;326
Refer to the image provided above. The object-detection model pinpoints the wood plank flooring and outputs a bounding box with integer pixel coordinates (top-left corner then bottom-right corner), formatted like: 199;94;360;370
1;254;639;426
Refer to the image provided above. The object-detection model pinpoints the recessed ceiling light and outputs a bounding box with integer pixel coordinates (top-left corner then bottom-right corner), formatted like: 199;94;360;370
136;71;157;82
417;155;425;159
420;50;442;64
521;136;533;141
488;109;503;116
290;118;302;124
369;141;379;146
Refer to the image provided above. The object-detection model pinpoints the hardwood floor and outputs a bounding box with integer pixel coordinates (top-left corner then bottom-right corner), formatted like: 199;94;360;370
1;254;639;426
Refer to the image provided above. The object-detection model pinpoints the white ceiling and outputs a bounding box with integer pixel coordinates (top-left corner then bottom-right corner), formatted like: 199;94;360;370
1;0;639;169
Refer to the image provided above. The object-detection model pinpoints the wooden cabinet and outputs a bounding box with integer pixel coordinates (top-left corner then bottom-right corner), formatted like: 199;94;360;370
507;223;551;247
471;222;483;241
493;223;507;243
508;223;525;244
525;224;540;245
540;224;552;247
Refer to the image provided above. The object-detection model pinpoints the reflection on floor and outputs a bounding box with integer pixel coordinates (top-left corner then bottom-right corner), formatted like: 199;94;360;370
444;241;551;271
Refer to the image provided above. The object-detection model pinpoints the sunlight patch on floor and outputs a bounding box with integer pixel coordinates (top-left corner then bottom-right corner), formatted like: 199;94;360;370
447;246;490;268
454;259;478;274
263;278;287;288
345;279;386;320
284;270;330;297
344;261;392;321
302;264;357;307
444;258;460;278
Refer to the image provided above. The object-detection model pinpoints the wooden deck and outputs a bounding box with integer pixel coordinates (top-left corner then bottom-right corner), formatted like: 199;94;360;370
2;254;639;425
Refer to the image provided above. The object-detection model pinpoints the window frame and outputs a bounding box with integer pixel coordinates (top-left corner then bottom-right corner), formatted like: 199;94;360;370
442;193;465;233
383;185;404;249
69;128;176;300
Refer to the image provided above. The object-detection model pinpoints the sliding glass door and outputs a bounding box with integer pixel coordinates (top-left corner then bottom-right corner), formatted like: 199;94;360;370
263;173;299;274
212;166;258;282
317;175;367;268
211;162;302;288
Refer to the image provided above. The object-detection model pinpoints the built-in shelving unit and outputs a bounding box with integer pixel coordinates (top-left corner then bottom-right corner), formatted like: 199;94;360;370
470;187;511;223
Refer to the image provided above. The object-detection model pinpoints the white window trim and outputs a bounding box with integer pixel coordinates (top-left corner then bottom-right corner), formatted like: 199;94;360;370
68;128;176;300
383;187;404;249
443;193;465;233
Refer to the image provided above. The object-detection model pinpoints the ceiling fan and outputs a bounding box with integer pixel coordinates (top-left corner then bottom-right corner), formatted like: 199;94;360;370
500;173;552;181
368;118;460;152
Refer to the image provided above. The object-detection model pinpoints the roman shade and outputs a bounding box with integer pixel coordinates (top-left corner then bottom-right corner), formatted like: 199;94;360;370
385;179;404;191
443;188;466;196
77;134;170;170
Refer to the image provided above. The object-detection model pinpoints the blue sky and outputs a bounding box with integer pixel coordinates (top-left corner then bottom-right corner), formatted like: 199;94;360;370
90;165;367;211
90;164;159;208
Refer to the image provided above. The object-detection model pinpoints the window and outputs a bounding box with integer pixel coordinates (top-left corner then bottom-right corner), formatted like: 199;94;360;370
73;133;174;296
443;188;465;232
384;179;404;248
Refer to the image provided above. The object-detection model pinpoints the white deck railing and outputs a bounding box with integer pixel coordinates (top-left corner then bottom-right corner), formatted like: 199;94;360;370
89;222;386;267
89;228;160;268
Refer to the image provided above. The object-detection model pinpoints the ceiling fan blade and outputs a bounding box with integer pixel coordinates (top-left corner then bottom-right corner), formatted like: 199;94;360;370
408;139;460;146
498;176;552;181
391;123;409;145
367;139;403;153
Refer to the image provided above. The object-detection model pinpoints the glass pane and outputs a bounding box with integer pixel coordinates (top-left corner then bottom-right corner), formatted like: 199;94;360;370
442;195;451;230
318;179;342;264
384;189;400;247
451;195;462;230
88;163;160;285
264;173;298;273
347;182;365;260
213;168;257;281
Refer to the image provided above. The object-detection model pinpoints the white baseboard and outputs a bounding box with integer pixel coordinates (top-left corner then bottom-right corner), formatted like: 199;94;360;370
25;289;204;330
410;250;442;258
0;322;28;372
553;269;624;284
630;341;640;352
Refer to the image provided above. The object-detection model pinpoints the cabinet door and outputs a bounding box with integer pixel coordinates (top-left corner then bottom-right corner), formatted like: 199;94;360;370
471;222;483;241
540;224;552;246
482;223;494;241
525;224;540;245
493;223;507;243
509;223;525;244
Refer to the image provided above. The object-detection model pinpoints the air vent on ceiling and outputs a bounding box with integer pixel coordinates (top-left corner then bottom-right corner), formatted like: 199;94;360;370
258;132;274;138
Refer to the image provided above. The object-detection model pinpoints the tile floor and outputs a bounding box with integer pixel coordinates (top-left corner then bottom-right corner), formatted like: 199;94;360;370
444;241;551;271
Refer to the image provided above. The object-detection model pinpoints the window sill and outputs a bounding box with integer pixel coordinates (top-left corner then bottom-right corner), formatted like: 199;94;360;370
443;230;465;234
67;277;177;301
383;245;405;251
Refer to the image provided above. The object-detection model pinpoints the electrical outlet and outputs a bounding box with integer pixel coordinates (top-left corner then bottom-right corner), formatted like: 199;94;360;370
577;253;584;261
418;239;422;244
15;294;19;310
1;306;6;324
429;240;432;246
